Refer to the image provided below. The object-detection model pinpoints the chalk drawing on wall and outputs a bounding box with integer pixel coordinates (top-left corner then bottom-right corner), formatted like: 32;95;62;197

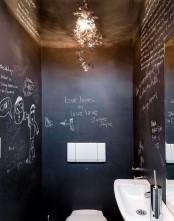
138;140;145;168
0;97;13;119
166;99;174;126
150;119;165;167
14;96;26;124
0;95;40;165
0;63;13;75
6;161;24;174
62;95;114;131
60;118;74;132
16;0;40;38
140;156;144;167
159;152;165;166
45;117;53;128
0;59;40;171
26;104;39;163
6;140;26;173
23;78;34;97
8;146;15;151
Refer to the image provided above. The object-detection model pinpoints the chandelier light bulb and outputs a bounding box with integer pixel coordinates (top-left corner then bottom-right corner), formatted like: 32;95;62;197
77;18;91;32
73;0;102;71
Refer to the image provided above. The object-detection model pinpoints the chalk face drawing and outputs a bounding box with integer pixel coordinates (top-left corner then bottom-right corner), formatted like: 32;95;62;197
14;96;25;124
23;78;34;97
0;95;40;165
0;97;12;119
0;59;40;171
0;45;40;175
26;104;39;163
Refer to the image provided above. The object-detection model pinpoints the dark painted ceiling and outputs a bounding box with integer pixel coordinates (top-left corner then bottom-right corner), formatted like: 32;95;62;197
3;0;143;48
40;0;141;48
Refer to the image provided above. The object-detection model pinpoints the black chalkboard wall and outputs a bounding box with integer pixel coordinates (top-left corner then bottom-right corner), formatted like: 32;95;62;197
165;44;174;143
42;45;133;221
165;44;174;180
0;2;41;221
133;0;174;201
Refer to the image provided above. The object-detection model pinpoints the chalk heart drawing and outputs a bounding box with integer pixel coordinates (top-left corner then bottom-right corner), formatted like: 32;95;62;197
0;97;13;119
23;78;34;97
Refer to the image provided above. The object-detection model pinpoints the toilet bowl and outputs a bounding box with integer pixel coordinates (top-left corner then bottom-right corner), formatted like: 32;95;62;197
66;209;107;221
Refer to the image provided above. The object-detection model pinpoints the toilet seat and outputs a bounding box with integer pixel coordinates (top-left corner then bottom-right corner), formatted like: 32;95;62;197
66;210;107;221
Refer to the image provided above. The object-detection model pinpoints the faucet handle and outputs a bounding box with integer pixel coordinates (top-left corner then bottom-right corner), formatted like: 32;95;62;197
132;166;145;171
133;176;145;179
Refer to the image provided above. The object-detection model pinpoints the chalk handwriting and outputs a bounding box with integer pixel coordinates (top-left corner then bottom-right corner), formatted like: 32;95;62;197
6;161;23;173
159;152;165;166
138;139;145;167
16;0;40;38
166;98;174;126
138;140;144;155
8;146;15;151
136;0;174;120
70;109;98;117
166;117;174;125
91;117;113;128
140;156;145;167
155;142;160;149
171;99;174;104
25;0;36;8
140;0;174;71
168;111;174;117
65;96;95;104
0;64;13;76
142;92;158;112
136;70;159;101
151;120;162;147
0;72;19;94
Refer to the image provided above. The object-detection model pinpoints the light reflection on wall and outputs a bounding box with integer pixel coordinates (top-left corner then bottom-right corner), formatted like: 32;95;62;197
4;0;40;41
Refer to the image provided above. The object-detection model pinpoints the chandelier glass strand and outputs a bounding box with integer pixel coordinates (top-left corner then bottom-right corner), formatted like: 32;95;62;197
73;0;102;71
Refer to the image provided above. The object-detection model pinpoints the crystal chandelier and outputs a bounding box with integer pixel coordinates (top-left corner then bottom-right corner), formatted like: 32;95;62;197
73;0;103;71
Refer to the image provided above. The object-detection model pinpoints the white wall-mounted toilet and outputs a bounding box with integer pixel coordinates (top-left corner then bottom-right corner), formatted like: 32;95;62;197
66;209;107;221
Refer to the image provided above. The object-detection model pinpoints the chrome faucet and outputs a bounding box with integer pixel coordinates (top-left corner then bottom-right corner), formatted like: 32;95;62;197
132;166;145;171
133;175;145;179
132;167;145;179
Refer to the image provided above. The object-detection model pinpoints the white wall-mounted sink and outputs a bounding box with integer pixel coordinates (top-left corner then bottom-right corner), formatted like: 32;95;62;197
114;179;174;221
166;180;174;215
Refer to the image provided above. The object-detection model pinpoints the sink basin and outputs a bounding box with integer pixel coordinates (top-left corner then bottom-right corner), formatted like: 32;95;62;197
114;179;174;221
166;180;174;215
